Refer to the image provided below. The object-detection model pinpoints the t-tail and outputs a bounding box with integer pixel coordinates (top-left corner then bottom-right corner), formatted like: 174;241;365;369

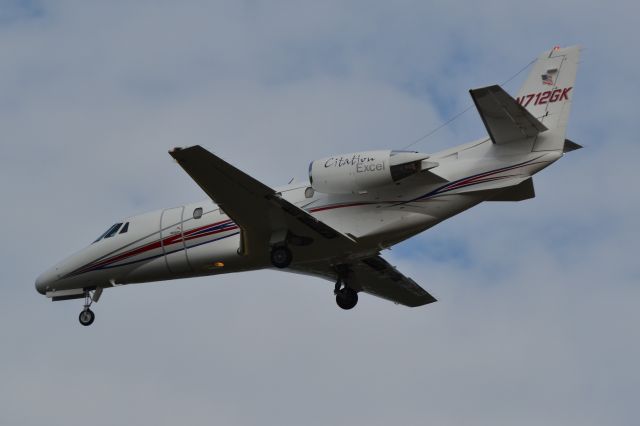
470;45;581;153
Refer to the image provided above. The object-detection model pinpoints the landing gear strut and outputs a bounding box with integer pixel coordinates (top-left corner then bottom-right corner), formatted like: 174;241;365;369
78;290;96;326
334;279;358;310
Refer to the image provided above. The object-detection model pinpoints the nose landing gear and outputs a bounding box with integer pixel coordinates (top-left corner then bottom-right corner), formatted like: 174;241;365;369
78;288;102;326
79;307;95;326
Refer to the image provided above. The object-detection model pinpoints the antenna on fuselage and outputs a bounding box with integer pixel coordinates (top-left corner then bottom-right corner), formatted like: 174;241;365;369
401;57;536;150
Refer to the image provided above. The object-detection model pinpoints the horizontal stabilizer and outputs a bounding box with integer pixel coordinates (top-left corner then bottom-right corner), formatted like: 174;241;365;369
470;85;547;145
563;139;582;153
487;177;535;201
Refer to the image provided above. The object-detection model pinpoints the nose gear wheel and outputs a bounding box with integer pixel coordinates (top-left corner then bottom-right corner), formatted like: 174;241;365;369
79;308;95;326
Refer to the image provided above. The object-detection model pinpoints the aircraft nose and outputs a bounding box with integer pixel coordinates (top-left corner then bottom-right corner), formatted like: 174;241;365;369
35;268;56;295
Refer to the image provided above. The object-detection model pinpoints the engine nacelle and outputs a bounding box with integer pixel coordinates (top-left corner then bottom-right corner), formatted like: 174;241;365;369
309;150;429;194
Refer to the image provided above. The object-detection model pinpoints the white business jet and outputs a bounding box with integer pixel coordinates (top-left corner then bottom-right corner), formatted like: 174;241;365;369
36;46;581;325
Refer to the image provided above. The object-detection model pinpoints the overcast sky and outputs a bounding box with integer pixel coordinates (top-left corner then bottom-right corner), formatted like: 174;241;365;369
1;1;639;425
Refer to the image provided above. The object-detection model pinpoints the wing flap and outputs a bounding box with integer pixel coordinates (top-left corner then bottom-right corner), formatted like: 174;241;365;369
291;255;437;308
355;256;436;307
470;85;547;145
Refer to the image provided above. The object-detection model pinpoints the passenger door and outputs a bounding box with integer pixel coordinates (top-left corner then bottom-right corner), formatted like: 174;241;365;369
160;207;192;275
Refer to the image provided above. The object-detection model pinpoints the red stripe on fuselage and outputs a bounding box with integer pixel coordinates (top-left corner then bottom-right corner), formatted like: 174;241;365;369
309;202;374;213
66;201;397;277
67;219;234;276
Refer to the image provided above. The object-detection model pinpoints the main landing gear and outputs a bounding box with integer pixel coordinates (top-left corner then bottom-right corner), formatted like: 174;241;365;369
270;245;292;269
269;245;358;309
334;278;358;310
78;288;102;326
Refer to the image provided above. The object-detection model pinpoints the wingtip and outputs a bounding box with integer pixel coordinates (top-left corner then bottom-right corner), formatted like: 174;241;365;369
169;145;205;159
169;147;183;159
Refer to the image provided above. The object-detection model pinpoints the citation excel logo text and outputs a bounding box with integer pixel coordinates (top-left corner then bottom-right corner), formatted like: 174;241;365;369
324;154;385;173
516;87;572;107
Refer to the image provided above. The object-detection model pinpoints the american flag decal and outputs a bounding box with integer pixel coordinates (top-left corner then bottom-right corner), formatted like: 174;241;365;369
541;68;558;86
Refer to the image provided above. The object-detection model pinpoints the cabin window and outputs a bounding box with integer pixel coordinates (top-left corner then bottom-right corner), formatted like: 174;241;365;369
305;187;314;198
193;207;203;219
119;222;129;234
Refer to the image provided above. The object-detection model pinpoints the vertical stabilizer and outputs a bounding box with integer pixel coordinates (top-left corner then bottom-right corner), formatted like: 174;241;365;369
515;46;580;151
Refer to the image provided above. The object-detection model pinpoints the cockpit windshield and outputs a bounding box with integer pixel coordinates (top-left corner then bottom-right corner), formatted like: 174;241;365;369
93;223;123;243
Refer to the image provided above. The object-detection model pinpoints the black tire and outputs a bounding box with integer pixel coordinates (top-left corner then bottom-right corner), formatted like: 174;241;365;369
270;246;292;268
336;288;358;310
79;309;95;326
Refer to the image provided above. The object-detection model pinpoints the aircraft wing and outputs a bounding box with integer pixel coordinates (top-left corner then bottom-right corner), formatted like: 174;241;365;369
293;255;437;307
470;84;547;145
169;145;357;261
